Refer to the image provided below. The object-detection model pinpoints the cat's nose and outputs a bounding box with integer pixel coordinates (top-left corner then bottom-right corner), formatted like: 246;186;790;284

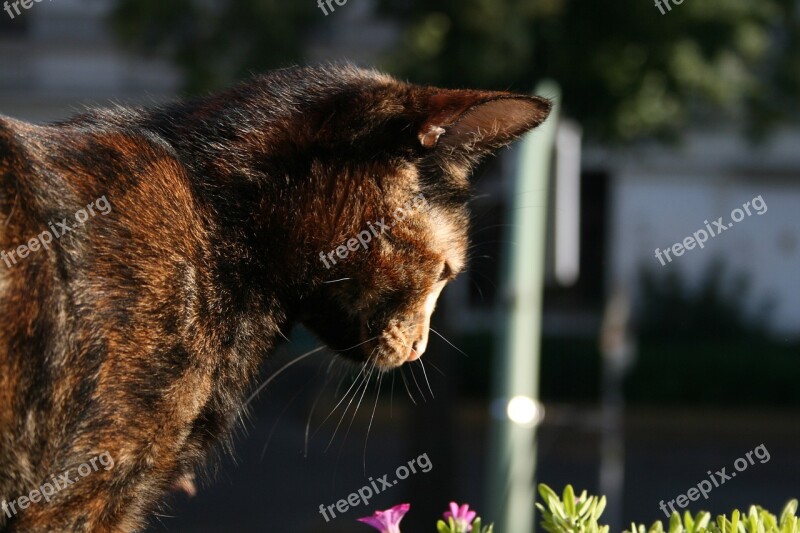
408;283;441;362
408;337;428;361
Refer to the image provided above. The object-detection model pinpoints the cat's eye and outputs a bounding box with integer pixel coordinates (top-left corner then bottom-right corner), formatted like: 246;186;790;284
438;263;453;282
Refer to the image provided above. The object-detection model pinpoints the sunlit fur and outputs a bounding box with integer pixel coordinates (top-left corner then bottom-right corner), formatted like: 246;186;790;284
0;65;550;530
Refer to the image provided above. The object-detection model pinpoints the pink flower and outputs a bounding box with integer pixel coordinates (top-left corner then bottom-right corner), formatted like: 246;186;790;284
357;503;410;533
444;502;478;532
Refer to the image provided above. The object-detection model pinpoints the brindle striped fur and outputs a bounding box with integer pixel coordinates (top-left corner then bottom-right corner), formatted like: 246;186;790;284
0;65;550;531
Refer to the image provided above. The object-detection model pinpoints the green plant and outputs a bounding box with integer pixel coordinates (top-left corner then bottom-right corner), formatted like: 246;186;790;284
536;484;609;533
536;484;800;533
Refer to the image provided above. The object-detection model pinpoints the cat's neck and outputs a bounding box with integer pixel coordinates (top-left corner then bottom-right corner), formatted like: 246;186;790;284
140;93;356;321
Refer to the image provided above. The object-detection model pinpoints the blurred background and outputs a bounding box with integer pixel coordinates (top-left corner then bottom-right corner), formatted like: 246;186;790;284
1;0;799;531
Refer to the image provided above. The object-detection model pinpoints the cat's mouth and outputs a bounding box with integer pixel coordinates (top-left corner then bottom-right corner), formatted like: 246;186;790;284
357;317;424;370
350;282;443;370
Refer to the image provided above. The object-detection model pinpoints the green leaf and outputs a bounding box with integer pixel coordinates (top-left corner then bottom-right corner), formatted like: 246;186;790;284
669;511;683;533
595;496;608;521
540;484;561;505
550;496;568;520
578;497;594;519
731;509;740;533
684;511;695;533
718;514;731;533
564;485;576;517
780;500;799;527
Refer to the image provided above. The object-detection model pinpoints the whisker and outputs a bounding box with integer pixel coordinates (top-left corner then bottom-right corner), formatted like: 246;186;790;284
469;239;517;249
313;361;369;438
389;370;395;417
304;359;337;457
429;327;469;358
363;371;383;473
465;253;495;262
331;366;350;398
330;361;374;492
276;328;291;343
468;193;492;204
469;269;497;288
323;278;352;284
340;335;380;352
260;379;310;461
325;361;374;452
335;361;377;454
243;346;325;409
347;362;375;437
471;223;515;235
466;271;497;300
406;362;426;403
425;359;447;377
417;359;434;399
330;358;376;484
467;276;487;303
400;367;416;405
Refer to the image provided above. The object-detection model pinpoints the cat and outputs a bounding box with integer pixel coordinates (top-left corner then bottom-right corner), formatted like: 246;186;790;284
0;64;551;531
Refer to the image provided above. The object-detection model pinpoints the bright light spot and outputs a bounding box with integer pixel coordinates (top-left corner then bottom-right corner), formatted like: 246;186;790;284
506;396;541;426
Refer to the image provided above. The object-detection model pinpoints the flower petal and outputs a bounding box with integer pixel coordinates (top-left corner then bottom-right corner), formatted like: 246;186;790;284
357;503;410;533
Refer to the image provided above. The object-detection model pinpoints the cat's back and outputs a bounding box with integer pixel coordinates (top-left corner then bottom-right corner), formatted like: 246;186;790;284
0;109;211;400
1;108;185;190
0;109;220;533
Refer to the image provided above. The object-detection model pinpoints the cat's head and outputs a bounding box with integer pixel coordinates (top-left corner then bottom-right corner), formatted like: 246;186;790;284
279;67;551;370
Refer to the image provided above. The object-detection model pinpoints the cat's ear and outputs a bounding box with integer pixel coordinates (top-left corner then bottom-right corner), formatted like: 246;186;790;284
417;91;552;152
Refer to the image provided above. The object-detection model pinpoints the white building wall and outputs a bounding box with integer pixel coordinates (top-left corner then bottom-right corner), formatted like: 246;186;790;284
606;133;800;338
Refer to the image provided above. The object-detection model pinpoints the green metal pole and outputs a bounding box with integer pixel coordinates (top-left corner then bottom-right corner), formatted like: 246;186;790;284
487;81;561;533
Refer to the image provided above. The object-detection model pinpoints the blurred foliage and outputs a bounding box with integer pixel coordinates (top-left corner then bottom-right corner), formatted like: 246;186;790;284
627;260;797;405
110;0;318;93
375;0;800;142
637;259;773;342
537;484;800;533
109;0;800;142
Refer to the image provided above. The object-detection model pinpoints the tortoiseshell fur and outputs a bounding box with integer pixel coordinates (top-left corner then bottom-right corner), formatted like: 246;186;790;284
0;65;550;531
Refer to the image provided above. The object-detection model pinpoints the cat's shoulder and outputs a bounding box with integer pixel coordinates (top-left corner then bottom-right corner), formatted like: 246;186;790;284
0;114;36;161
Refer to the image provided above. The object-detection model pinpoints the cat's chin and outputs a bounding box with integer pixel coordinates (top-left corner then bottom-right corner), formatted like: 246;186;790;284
334;343;412;371
330;332;416;371
364;335;420;371
372;352;413;371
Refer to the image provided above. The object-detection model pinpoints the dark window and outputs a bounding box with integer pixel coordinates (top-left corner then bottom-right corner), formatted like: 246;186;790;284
544;169;609;308
0;9;30;37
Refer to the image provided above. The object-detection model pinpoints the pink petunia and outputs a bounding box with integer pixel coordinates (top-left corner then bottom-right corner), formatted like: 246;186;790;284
357;503;411;533
443;502;478;532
